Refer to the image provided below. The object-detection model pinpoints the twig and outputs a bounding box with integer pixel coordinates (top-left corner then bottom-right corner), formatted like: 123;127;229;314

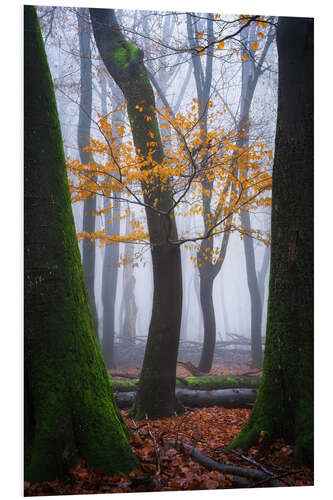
249;468;304;488
130;419;148;432
145;414;161;476
227;448;292;486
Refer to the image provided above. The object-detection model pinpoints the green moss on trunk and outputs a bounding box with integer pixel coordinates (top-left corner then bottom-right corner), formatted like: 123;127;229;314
229;17;313;468
24;6;138;483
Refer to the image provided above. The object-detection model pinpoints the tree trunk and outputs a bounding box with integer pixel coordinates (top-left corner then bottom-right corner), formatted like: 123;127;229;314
229;16;314;467
77;8;98;334
24;6;138;482
258;245;270;307
187;13;224;372
257;244;271;336
198;269;216;372
90;8;183;419
241;211;263;368
121;211;137;342
101;78;122;368
101;198;120;368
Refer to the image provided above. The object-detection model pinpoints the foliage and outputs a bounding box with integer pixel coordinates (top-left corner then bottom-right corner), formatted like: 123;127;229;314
67;97;272;261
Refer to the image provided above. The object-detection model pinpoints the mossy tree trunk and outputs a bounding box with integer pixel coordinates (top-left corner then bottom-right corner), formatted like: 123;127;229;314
77;8;99;334
90;8;183;419
24;6;138;483
229;16;314;467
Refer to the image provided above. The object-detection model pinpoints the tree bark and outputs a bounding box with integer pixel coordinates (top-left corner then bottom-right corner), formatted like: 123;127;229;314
90;8;183;419
24;6;138;482
77;8;99;334
198;268;216;372
229;16;314;467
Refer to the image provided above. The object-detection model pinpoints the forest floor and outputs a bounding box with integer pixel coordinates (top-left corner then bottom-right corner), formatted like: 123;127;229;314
24;363;314;496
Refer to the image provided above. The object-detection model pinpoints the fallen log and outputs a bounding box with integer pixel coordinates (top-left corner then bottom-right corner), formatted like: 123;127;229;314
110;375;261;393
114;387;258;409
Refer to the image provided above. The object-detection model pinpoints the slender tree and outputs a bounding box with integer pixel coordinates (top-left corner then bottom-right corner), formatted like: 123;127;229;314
90;8;183;419
186;12;225;372
229;16;314;467
24;5;138;482
77;8;99;333
232;22;274;368
100;69;123;367
121;210;137;341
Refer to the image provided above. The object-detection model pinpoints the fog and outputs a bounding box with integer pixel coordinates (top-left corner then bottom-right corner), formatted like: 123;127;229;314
38;6;277;363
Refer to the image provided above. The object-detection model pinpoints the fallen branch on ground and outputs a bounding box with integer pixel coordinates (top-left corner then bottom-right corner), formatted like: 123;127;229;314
226;448;292;486
164;440;283;487
176;360;207;376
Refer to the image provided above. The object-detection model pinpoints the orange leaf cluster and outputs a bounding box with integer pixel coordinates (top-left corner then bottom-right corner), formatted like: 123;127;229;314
67;98;272;257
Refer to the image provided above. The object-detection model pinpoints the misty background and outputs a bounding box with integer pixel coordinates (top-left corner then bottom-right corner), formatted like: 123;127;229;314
37;6;277;365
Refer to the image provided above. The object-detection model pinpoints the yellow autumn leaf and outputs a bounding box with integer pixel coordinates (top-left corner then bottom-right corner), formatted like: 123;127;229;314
214;14;220;20
242;53;247;61
217;40;224;50
252;41;259;51
197;31;204;39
